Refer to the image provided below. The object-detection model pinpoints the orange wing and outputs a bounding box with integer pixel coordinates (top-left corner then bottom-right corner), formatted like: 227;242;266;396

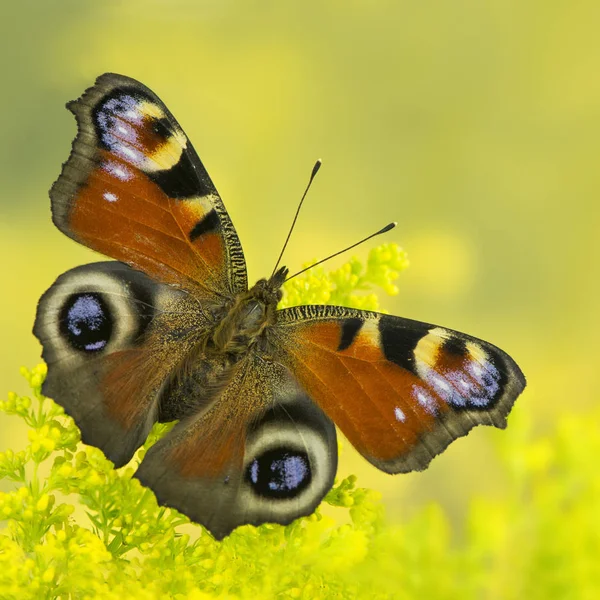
50;73;247;296
273;306;526;473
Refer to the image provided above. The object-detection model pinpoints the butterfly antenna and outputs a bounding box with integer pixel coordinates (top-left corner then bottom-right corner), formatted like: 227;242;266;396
285;221;397;282
271;159;322;278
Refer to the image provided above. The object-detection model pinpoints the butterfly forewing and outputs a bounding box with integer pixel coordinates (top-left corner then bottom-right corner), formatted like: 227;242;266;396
272;305;526;473
50;73;247;296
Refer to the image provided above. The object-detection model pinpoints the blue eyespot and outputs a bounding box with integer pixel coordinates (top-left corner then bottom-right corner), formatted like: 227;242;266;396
59;293;113;352
247;448;311;499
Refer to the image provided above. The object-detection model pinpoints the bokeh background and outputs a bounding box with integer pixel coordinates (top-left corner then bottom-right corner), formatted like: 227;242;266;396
1;0;598;591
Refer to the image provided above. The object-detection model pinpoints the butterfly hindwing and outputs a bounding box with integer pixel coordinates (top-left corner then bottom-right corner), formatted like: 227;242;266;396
272;305;526;474
33;261;212;467
50;73;247;296
135;355;338;540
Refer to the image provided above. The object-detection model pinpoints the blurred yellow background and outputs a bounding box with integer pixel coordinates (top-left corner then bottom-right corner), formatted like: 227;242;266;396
1;0;598;536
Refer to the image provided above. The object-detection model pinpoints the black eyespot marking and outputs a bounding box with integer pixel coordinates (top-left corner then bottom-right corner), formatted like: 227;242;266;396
189;209;220;242
59;293;113;353
246;448;312;499
151;116;173;139
379;315;430;374
338;318;363;351
442;336;468;356
91;87;213;199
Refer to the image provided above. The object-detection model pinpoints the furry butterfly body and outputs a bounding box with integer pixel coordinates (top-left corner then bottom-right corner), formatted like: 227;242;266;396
34;74;526;539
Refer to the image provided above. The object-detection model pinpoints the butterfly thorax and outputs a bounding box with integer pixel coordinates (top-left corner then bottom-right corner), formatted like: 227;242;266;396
210;267;288;354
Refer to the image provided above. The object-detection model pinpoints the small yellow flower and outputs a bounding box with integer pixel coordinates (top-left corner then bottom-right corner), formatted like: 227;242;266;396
36;494;50;512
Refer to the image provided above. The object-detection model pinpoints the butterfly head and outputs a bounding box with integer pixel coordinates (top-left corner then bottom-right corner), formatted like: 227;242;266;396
269;266;289;293
248;266;288;304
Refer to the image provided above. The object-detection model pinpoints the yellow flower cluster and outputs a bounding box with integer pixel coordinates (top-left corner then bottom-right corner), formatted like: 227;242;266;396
2;362;397;599
279;242;409;311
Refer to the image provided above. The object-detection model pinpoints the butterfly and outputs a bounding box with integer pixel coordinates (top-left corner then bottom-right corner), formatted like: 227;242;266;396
34;73;526;540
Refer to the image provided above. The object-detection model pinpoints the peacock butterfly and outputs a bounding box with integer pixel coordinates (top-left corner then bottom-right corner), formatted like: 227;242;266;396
34;74;526;539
